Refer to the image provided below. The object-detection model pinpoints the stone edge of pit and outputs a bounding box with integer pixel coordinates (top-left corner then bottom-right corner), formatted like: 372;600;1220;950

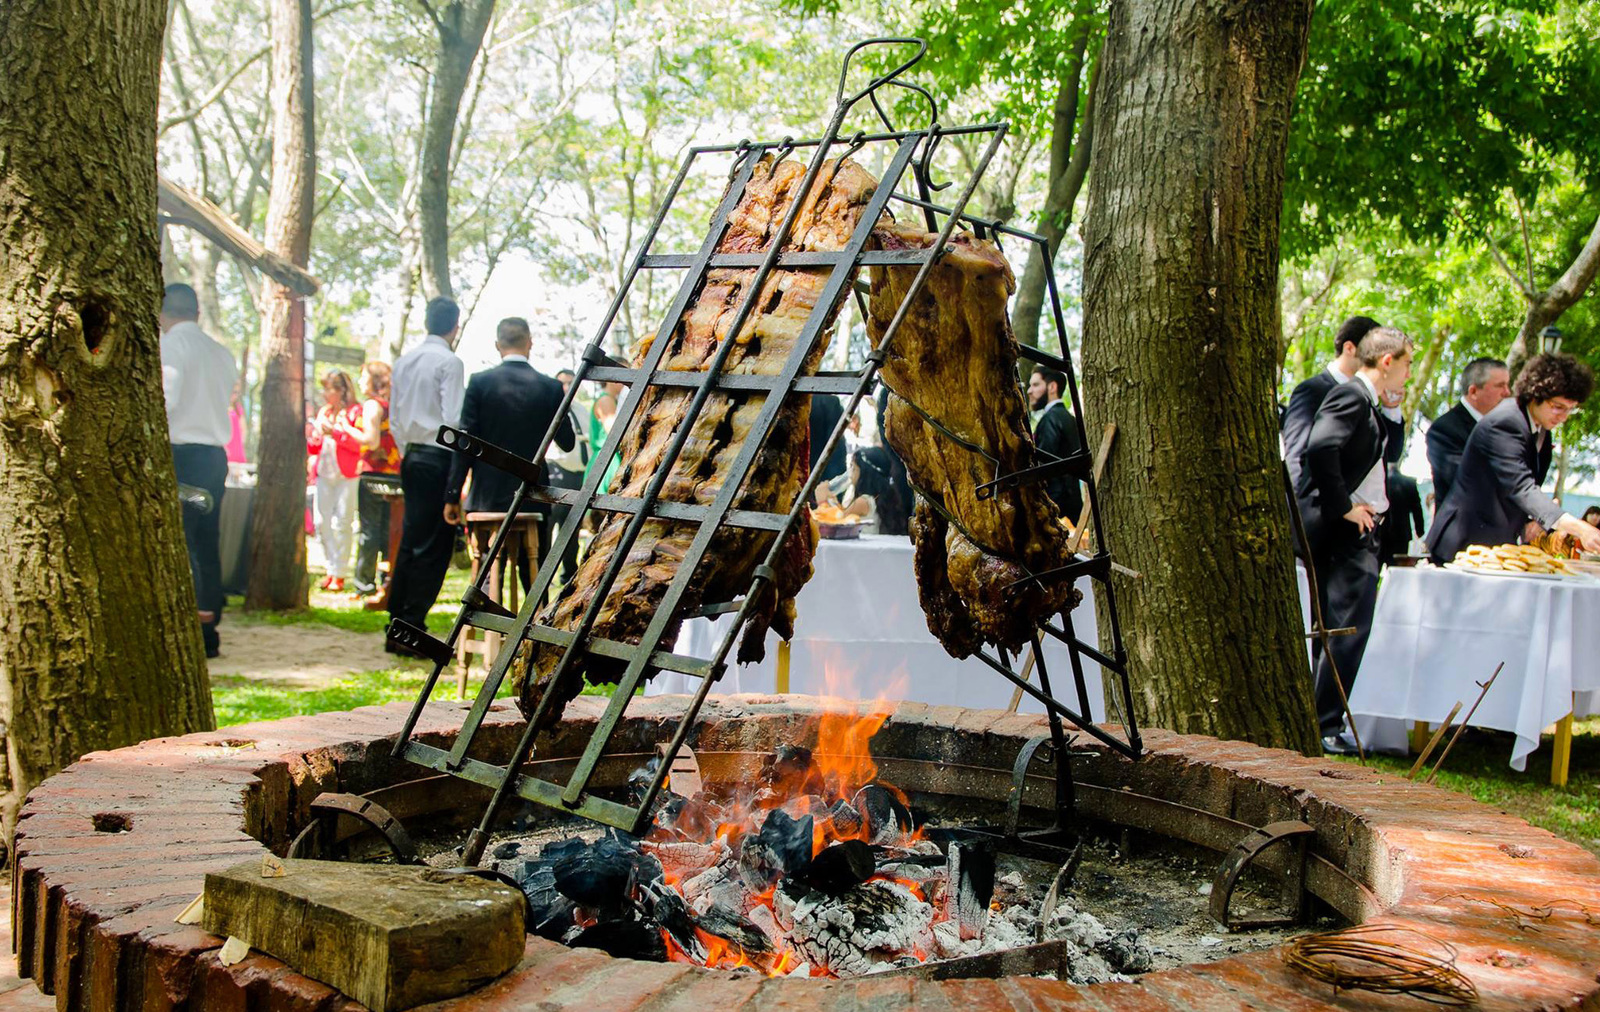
11;694;1600;1011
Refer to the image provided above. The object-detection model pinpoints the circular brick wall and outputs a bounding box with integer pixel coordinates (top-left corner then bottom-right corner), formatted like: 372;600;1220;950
13;695;1600;1010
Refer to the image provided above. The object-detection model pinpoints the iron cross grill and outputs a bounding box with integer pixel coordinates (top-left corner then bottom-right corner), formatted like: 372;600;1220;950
383;39;1141;866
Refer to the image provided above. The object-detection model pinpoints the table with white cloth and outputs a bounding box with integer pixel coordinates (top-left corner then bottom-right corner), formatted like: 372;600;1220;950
648;535;1113;721
1348;565;1600;783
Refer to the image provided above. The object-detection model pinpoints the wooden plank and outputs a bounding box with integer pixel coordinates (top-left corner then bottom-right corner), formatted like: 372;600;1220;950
203;858;524;1011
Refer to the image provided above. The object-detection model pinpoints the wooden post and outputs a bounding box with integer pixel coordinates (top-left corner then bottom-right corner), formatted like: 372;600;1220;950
776;639;791;694
1552;695;1575;788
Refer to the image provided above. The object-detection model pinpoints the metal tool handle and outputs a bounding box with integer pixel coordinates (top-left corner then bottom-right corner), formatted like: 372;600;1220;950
835;37;927;109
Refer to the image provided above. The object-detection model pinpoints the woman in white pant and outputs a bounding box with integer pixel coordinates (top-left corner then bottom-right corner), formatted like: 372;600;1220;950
307;369;362;591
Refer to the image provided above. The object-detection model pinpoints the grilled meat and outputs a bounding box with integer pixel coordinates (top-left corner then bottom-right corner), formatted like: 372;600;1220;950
869;223;1080;655
516;155;880;726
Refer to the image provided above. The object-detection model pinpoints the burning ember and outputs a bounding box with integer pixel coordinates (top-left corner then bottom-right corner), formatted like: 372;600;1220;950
490;703;1032;978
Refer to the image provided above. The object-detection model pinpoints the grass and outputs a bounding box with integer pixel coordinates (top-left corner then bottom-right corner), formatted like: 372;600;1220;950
214;563;612;728
1333;717;1600;858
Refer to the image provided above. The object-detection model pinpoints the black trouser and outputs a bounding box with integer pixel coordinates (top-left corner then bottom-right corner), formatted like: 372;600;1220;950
1312;524;1383;737
387;445;456;630
354;473;398;591
547;464;584;587
172;444;228;654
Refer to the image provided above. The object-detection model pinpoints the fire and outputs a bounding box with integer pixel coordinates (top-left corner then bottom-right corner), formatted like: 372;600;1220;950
637;654;939;979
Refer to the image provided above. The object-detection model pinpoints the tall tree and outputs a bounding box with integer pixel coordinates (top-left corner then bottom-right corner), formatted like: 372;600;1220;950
245;0;316;610
1082;0;1319;753
0;0;215;835
416;0;497;301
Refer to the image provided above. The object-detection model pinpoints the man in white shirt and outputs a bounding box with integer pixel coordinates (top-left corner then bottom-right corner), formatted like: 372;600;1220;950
1297;327;1413;752
385;297;466;648
160;284;238;659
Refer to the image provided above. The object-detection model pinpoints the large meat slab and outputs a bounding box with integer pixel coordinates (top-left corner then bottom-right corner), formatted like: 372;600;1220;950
870;222;1079;657
515;155;879;726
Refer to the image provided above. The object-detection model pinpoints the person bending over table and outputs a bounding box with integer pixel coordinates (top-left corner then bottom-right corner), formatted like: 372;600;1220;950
1297;326;1413;753
1427;353;1600;563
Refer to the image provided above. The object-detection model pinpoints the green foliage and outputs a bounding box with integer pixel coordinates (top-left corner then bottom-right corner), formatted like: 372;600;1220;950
1286;0;1600;254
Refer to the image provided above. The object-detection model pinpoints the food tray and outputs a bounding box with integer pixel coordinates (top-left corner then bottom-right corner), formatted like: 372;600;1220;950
817;520;862;540
1442;562;1572;582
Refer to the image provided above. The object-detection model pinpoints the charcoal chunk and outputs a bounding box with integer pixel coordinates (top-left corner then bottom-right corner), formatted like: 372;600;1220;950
1098;928;1153;974
855;784;913;843
801;840;875;895
693;907;772;955
738;810;813;891
570;919;667;961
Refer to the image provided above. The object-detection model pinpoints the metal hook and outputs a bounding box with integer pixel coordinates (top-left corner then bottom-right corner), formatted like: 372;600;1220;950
835;37;928;110
765;136;797;179
726;139;754;182
823;131;870;192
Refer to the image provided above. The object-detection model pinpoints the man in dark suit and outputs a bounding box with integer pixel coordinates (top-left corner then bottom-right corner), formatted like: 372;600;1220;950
1028;365;1085;521
1426;353;1600;562
1282;315;1381;491
1297;327;1413;752
808;394;848;482
1379;463;1424;565
444;318;576;590
1424;357;1510;511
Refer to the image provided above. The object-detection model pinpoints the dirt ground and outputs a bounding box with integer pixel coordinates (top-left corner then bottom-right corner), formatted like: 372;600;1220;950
210;615;395;689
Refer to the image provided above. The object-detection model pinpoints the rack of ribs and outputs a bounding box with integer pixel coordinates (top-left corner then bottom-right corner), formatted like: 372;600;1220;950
515;154;881;726
869;222;1080;658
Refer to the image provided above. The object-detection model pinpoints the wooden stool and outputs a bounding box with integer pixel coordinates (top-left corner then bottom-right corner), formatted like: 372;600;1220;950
455;511;542;698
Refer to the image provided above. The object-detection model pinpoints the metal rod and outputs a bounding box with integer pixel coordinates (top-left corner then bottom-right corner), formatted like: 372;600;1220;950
973;647;1140;760
687;121;1005;154
1281;463;1364;762
1423;662;1504;785
1406;701;1462;779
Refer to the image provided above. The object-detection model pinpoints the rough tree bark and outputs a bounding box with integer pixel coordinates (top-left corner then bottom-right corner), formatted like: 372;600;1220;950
417;0;498;301
1012;27;1099;350
1500;212;1600;375
245;0;315;610
1081;0;1319;754
0;0;215;835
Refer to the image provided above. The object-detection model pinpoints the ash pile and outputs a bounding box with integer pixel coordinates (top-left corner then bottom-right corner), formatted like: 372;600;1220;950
484;738;1152;982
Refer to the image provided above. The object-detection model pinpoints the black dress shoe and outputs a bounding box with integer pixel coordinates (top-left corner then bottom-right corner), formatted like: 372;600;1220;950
1321;732;1359;756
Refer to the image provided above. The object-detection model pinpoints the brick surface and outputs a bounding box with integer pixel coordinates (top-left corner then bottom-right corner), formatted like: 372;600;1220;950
12;696;1600;1011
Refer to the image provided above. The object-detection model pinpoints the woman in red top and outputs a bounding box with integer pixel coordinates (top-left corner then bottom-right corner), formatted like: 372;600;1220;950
342;361;402;596
307;369;363;590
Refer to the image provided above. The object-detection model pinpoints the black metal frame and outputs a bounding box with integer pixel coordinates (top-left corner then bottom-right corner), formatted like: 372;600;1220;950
385;38;1140;865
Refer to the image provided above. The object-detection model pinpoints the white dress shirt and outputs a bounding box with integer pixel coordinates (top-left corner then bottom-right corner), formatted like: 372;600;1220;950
1329;360;1402;422
1463;398;1485;423
160;320;237;447
389;334;465;449
1351;373;1389;513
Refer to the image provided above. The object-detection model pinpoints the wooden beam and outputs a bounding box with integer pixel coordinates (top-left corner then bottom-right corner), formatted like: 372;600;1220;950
157;175;321;296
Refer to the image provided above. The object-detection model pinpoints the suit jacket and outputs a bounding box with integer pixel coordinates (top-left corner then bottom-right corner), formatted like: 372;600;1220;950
1296;380;1386;553
1425;398;1561;563
1424;401;1476;509
1379;465;1425;564
1281;370;1338;491
446;360;575;514
1033;401;1084;521
808;394;848;481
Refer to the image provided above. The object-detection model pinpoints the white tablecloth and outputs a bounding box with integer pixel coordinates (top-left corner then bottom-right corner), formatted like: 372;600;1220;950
1349;566;1600;769
648;535;1111;721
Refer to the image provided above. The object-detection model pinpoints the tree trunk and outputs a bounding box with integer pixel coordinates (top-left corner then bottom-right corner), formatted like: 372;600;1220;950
417;0;497;301
0;0;215;837
245;0;314;610
1081;0;1319;754
1505;211;1600;376
1012;30;1099;351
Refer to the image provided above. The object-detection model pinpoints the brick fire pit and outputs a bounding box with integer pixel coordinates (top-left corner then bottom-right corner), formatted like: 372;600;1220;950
13;695;1600;1010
